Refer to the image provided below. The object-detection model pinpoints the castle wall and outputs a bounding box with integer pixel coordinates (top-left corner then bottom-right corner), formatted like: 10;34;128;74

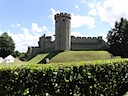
27;35;55;59
44;41;55;52
71;36;108;50
71;36;102;43
71;43;102;50
27;47;41;59
38;34;55;52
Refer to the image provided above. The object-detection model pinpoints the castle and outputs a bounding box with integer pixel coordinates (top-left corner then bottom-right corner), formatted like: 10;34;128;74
27;13;108;59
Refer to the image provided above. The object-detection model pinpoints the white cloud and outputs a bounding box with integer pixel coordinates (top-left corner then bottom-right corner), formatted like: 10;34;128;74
16;23;21;27
0;30;3;35
31;23;48;33
71;31;85;37
87;0;128;26
8;28;41;52
8;22;49;52
50;8;95;29
50;8;60;24
88;9;97;16
11;23;21;28
71;13;95;29
22;27;29;34
11;24;15;28
80;0;87;4
87;1;97;8
75;4;80;11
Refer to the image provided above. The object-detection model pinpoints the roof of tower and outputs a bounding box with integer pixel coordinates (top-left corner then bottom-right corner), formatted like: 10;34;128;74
54;12;71;20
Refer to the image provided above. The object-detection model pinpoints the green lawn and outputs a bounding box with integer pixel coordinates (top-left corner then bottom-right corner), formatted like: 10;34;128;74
0;51;120;66
28;53;48;64
49;51;112;63
28;51;114;64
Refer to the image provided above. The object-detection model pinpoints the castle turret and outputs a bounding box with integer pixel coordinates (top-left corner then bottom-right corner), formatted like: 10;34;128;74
54;13;71;51
38;34;46;51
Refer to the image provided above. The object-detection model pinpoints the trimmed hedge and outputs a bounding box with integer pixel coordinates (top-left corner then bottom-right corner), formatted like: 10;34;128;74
0;59;128;96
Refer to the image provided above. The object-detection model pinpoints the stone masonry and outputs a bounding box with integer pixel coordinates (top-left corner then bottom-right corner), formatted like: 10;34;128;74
55;13;71;51
27;13;108;59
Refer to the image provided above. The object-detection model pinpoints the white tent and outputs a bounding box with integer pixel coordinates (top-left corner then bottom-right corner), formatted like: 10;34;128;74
0;57;4;63
4;55;15;63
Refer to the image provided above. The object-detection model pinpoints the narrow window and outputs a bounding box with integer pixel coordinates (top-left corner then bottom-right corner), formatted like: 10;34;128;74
63;19;65;22
59;33;61;39
59;26;61;31
59;41;61;46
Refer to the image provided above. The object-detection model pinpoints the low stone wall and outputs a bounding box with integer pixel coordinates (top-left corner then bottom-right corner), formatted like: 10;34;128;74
27;47;41;59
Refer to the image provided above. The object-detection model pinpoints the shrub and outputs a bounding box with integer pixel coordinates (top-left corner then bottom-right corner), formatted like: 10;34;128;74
0;59;128;95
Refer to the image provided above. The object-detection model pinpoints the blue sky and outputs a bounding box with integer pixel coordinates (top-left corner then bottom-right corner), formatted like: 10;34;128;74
0;0;128;52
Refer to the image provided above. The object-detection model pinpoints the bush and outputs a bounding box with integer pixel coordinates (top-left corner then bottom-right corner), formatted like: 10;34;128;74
0;59;128;96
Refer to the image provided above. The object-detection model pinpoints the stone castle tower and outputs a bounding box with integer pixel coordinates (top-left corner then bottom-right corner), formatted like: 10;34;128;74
54;13;71;51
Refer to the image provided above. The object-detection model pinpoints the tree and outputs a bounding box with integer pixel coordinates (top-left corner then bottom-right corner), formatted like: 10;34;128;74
107;18;128;57
12;50;21;58
0;32;15;58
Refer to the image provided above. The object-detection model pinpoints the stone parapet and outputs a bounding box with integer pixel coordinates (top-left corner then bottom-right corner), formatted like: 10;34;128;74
71;36;103;44
71;36;102;40
55;13;71;20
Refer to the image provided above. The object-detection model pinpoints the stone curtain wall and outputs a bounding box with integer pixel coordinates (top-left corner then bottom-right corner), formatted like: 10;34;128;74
71;36;107;50
27;47;41;59
71;36;102;43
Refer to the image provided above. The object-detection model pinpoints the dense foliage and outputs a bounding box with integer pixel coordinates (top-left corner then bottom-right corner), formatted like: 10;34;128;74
107;18;128;57
0;59;128;96
0;32;15;58
12;50;21;58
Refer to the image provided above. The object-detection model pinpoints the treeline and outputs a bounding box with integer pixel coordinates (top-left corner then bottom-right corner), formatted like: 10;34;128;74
107;18;128;58
0;32;27;60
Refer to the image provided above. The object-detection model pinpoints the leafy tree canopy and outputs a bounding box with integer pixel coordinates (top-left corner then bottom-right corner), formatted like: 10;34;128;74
107;18;128;57
0;32;15;58
12;50;21;58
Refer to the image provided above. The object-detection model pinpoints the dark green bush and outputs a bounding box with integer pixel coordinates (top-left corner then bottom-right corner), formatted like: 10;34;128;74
0;59;128;96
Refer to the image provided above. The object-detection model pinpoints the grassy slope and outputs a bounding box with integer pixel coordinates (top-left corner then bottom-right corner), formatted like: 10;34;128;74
28;53;48;64
28;51;112;64
50;51;111;63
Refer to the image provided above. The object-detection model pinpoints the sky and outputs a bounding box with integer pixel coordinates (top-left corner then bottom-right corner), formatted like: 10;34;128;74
0;0;128;52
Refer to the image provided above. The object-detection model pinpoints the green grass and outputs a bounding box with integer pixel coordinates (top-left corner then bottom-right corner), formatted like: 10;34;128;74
0;51;120;66
28;51;114;64
50;51;112;63
28;53;48;64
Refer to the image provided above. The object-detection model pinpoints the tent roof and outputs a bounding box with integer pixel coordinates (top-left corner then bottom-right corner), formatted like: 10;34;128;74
4;55;15;60
0;57;3;59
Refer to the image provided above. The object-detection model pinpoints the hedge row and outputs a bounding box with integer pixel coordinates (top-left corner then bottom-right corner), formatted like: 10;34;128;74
0;59;128;96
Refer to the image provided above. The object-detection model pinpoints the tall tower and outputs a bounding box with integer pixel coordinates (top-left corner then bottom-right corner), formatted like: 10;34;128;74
54;13;71;51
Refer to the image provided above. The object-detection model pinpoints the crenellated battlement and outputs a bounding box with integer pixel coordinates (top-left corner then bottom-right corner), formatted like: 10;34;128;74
55;12;71;20
71;36;102;40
